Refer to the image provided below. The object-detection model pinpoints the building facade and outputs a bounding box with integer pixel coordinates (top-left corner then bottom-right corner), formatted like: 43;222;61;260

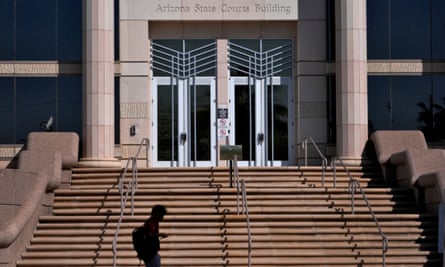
0;0;444;168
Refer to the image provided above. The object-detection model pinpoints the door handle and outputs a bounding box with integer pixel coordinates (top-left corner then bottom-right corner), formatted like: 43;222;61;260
257;133;264;144
180;132;187;144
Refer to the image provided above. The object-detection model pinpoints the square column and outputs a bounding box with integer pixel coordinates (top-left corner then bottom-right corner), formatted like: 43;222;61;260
79;0;120;167
335;0;368;163
217;39;229;166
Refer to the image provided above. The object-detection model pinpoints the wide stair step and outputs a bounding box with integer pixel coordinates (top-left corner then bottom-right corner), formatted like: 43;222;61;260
16;166;442;267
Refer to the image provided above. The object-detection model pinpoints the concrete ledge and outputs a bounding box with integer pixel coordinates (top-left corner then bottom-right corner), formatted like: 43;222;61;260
0;170;51;267
0;132;80;267
389;149;445;188
415;172;445;213
18;151;62;192
370;130;427;179
26;132;79;169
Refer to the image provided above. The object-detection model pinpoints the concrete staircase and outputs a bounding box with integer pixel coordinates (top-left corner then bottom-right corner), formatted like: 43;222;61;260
16;165;442;266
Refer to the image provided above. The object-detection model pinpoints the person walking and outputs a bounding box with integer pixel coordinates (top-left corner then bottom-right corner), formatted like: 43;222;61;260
143;205;168;267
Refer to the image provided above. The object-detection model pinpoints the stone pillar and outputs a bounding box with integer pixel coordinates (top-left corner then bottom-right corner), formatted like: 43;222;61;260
217;39;229;166
335;0;368;164
79;0;120;167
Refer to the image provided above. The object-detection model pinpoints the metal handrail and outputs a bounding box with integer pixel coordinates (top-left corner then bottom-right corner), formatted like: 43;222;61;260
302;137;328;186
112;138;150;267
241;180;252;267
232;155;241;215
332;157;388;267
231;156;252;267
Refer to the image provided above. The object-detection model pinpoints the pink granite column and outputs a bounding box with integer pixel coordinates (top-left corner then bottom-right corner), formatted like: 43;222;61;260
79;0;120;167
335;0;368;164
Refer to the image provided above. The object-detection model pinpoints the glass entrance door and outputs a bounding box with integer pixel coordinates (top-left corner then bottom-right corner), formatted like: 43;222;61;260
152;77;216;167
229;77;294;166
151;40;217;167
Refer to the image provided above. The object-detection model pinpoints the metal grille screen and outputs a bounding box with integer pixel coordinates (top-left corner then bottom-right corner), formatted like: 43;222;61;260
151;40;216;79
228;39;293;79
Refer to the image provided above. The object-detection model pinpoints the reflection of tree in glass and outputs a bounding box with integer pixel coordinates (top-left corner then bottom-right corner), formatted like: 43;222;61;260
417;95;445;142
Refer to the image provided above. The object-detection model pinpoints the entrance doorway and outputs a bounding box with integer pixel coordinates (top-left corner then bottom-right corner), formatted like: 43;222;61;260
228;39;294;166
152;77;216;167
151;40;217;167
150;38;294;167
229;77;294;166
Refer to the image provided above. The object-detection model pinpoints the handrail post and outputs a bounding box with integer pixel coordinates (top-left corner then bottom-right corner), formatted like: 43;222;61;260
321;158;327;187
382;235;388;267
229;159;233;188
331;158;337;188
303;138;308;166
145;138;149;167
131;157;138;216
438;202;445;253
348;180;356;215
232;155;241;215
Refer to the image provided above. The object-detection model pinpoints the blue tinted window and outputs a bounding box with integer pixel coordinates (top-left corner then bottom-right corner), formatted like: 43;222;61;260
368;76;391;132
431;76;445;141
431;0;445;59
16;0;57;60
115;0;120;60
368;76;435;139
390;0;430;59
0;0;14;60
392;76;430;129
367;0;389;59
16;78;57;143
0;78;15;143
115;77;120;144
367;0;445;60
0;77;83;144
58;77;82;135
2;0;82;61
58;1;82;60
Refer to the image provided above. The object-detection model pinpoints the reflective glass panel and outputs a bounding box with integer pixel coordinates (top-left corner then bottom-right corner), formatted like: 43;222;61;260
368;76;391;132
392;76;430;130
157;85;178;161
0;78;14;143
431;0;445;59
190;85;211;161
235;85;256;161
58;1;82;60
367;0;445;60
58;76;82;135
367;0;390;59
16;0;57;60
431;76;445;141
368;76;432;136
115;77;120;144
390;0;430;59
16;78;57;143
268;84;288;161
0;0;14;60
